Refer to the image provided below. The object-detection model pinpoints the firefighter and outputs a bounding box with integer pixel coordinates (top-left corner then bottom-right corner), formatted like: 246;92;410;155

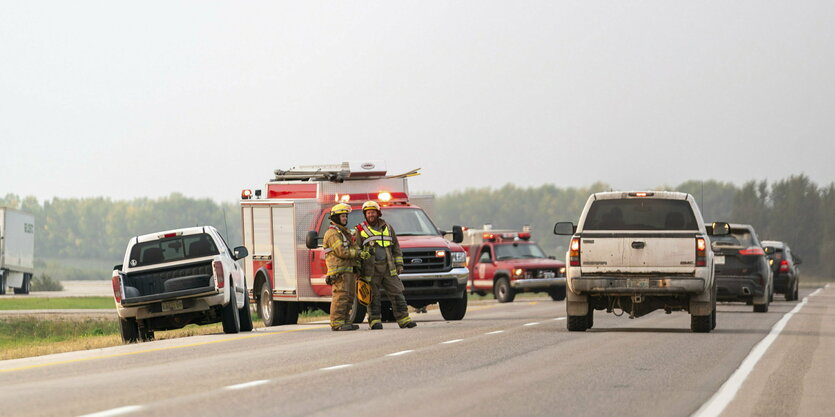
356;201;417;329
323;203;366;331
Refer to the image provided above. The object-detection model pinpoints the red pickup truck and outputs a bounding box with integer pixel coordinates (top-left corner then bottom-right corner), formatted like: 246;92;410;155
463;228;566;303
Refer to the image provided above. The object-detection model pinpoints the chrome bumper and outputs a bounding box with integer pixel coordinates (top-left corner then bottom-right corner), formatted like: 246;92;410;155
511;277;566;289
569;277;705;295
400;267;469;285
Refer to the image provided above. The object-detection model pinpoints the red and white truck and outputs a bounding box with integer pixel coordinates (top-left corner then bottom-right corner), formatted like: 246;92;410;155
240;161;469;326
462;226;567;302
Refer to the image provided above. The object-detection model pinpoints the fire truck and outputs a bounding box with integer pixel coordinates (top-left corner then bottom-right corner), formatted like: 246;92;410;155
239;161;469;326
462;226;566;303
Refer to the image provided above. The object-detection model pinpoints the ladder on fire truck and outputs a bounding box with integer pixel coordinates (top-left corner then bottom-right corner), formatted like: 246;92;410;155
273;161;420;183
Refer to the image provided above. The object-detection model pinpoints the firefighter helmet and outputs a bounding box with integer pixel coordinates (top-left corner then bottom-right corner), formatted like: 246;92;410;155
330;203;352;216
362;201;381;212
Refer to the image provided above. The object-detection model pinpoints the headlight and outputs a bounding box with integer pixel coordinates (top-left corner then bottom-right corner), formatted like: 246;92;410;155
513;268;524;277
451;251;466;267
559;267;566;276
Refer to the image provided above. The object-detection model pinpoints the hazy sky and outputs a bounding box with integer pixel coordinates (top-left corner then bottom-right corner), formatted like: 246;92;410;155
2;1;834;203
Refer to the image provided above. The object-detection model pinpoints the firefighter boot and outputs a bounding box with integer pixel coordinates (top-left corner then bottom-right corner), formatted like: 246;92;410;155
332;324;359;331
369;320;383;330
398;317;417;328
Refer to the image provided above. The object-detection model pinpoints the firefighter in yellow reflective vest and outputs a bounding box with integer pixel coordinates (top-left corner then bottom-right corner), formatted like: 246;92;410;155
356;201;416;329
323;203;367;331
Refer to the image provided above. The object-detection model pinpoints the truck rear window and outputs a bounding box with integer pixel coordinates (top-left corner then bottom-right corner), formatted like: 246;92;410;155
584;199;698;231
129;233;219;267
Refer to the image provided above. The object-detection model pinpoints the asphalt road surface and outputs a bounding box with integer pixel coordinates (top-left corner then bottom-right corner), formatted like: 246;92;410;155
1;285;832;417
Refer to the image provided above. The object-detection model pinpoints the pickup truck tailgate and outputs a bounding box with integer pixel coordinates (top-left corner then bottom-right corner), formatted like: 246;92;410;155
581;233;696;273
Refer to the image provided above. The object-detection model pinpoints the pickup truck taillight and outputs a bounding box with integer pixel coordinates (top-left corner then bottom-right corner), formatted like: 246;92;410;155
112;274;122;303
696;237;707;266
213;260;225;289
569;238;581;266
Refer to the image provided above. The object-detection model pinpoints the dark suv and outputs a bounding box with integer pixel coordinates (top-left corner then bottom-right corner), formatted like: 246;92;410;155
709;223;772;312
762;240;801;301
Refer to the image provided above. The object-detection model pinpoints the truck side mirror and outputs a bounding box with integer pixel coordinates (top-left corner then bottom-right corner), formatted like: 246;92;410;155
113;265;123;271
554;222;575;235
232;246;249;260
306;230;320;249
451;225;464;243
709;222;730;236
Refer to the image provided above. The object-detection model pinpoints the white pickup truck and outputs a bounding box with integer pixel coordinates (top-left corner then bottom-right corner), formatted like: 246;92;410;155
112;226;252;343
555;191;729;333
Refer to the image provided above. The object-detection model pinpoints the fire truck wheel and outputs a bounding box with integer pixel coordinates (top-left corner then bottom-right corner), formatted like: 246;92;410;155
222;279;241;334
548;287;566;301
350;298;367;324
119;318;140;343
280;302;300;325
258;281;279;326
439;291;467;321
494;277;515;303
238;283;254;332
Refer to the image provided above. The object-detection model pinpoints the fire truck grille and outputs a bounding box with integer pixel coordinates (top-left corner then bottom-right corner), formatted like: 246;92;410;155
402;248;451;273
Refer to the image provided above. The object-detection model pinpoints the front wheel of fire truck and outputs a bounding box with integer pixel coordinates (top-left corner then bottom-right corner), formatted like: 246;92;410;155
439;291;468;321
494;277;515;303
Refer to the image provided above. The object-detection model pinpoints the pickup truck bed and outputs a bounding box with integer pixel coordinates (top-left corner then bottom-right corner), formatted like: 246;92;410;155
122;261;214;305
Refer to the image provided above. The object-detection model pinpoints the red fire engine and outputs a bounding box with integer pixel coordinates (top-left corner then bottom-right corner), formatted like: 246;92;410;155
462;226;567;303
240;161;469;325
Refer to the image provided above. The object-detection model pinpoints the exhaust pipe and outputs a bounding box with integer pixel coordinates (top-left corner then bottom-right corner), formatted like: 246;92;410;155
742;287;751;296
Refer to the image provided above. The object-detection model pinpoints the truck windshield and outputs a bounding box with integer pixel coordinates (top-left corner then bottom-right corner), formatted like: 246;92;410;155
129;233;219;267
494;243;547;260
320;207;440;237
584;199;698;231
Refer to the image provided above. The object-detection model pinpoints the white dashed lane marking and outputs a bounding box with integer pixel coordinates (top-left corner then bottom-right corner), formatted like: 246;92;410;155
387;350;415;357
77;405;143;417
524;322;540;326
225;380;270;390
486;330;505;335
442;339;463;344
321;364;353;371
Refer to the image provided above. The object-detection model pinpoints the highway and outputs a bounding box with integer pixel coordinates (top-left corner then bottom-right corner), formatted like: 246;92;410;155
0;285;832;417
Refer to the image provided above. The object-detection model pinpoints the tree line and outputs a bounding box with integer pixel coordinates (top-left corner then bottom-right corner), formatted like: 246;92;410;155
1;173;832;279
434;174;834;279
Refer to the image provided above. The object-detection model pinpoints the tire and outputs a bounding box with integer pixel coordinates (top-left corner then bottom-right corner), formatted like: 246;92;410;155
494;277;515;303
548;287;566;301
567;315;588;331
238;283;253;332
221;279;241;334
711;307;717;330
0;275;6;295
753;302;769;313
13;273;31;294
691;313;712;333
119;318;139;343
258;280;279;326
139;323;155;342
440;291;468;321
350;298;367;324
586;306;594;329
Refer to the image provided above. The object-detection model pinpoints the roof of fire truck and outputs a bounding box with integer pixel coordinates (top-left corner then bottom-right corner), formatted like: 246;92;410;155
242;161;422;204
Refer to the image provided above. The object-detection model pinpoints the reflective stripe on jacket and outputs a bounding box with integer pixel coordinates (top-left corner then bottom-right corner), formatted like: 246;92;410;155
323;223;359;276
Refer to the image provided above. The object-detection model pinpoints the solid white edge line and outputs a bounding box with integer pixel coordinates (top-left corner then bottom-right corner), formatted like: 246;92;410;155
321;364;353;371
486;330;505;335
524;322;540;326
442;339;463;344
690;288;822;417
77;405;143;417
225;380;270;390
387;350;415;357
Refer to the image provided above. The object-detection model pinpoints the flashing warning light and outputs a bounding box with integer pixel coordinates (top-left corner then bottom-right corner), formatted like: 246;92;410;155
435;250;446;258
340;194;350;203
378;192;392;202
483;233;496;242
518;232;531;240
739;247;766;256
242;189;253;199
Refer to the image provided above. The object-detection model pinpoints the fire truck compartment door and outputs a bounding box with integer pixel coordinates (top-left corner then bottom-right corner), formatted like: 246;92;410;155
271;205;298;291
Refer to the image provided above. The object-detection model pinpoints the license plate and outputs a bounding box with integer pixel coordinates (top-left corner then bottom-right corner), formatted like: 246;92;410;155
626;279;649;288
542;271;555;279
162;300;183;312
715;256;725;265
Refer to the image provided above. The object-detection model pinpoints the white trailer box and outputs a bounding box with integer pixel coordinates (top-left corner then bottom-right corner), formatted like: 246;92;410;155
0;207;35;294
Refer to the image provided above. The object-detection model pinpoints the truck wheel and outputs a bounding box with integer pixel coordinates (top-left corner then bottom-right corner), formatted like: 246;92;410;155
119;318;140;343
567;315;588;331
280;301;300;325
13;273;31;294
139;323;155;342
0;275;6;295
548;287;566;301
222;280;241;334
440;291;468;321
711;306;717;330
238;283;254;332
691;312;712;333
258;280;279;326
753;303;769;313
494;278;515;303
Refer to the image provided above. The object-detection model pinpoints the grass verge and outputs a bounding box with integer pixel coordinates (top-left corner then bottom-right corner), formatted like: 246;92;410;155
0;297;115;310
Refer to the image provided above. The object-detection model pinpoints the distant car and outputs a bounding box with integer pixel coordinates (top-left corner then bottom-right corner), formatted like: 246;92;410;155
710;224;772;312
762;240;801;301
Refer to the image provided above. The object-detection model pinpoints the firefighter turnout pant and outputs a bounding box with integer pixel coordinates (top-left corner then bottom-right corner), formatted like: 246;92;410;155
329;272;357;329
367;261;413;328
